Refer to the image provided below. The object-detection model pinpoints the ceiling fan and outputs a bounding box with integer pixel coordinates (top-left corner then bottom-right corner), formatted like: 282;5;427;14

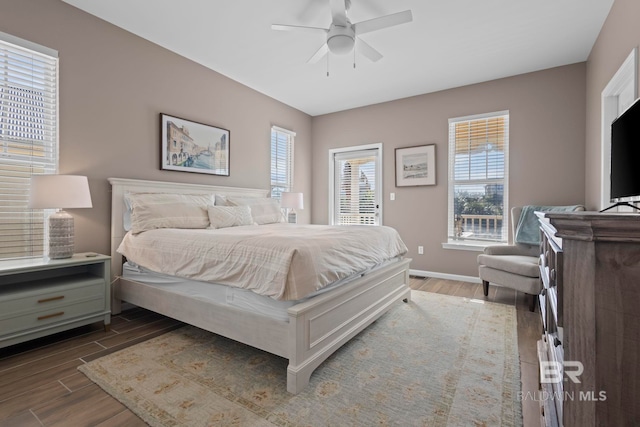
271;0;413;64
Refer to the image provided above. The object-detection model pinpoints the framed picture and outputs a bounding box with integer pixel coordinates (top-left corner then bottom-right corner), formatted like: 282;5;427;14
395;144;436;186
160;113;230;176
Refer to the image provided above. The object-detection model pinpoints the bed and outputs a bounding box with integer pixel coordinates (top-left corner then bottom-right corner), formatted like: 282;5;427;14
108;177;412;394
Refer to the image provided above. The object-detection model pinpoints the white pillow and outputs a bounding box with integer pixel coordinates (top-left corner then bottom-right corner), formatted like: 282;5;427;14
123;194;133;231
214;194;229;206
207;205;254;229
126;192;213;234
226;197;282;225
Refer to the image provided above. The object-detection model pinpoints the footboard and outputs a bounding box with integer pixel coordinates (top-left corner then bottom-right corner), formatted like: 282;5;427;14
286;258;411;394
115;277;290;357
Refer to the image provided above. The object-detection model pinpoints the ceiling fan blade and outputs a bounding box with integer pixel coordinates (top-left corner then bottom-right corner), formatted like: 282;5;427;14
271;24;328;35
307;43;329;63
354;10;413;36
357;38;383;62
329;0;348;26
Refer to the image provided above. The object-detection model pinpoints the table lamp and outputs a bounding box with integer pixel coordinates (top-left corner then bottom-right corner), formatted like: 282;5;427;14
280;192;304;224
28;175;93;259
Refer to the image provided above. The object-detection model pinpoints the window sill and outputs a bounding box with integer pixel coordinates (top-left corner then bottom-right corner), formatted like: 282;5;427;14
441;239;507;252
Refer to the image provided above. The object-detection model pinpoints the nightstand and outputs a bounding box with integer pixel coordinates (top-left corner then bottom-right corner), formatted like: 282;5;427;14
0;253;111;349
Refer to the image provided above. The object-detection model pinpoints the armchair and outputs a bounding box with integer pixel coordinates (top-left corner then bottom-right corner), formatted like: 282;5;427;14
477;205;584;311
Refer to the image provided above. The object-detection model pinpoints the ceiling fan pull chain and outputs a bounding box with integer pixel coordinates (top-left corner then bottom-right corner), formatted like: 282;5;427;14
353;44;356;69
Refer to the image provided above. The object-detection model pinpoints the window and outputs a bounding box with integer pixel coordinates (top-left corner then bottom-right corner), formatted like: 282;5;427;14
270;126;295;200
329;144;382;226
448;111;509;244
0;32;58;260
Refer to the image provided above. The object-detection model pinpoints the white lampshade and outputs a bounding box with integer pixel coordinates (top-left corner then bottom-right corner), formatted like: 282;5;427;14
280;192;304;210
29;175;93;209
29;175;92;259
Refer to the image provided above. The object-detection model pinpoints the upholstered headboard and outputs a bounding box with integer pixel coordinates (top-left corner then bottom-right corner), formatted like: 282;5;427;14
108;177;269;281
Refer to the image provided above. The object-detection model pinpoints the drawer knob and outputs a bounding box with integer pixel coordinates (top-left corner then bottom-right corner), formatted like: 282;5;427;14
554;337;562;347
550;269;556;281
541;289;547;296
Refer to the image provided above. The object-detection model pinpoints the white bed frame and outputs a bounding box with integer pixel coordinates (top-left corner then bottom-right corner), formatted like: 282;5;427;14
108;177;411;394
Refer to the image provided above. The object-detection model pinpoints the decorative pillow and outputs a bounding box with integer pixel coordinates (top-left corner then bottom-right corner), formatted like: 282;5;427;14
207;205;254;229
226;197;282;225
214;194;228;206
123;194;133;231
126;192;213;234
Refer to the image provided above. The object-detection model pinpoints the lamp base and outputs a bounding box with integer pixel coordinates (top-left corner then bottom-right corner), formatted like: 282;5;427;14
287;210;298;224
49;210;74;259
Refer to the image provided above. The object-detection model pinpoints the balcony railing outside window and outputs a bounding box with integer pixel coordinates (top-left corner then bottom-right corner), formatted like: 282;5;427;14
454;214;504;241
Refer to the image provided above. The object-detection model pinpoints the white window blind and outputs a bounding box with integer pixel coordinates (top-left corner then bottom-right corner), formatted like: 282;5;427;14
270;126;295;200
448;111;509;242
333;149;379;225
0;33;58;260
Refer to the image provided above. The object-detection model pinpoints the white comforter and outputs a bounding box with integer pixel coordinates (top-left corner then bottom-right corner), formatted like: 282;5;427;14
117;223;408;301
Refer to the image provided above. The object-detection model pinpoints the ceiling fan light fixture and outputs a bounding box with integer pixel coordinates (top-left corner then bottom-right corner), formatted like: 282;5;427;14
327;34;355;54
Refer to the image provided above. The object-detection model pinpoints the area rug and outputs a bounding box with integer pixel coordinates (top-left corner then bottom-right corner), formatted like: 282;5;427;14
78;291;522;426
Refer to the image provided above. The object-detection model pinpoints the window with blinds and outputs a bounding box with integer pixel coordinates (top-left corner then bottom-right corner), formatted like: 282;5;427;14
270;126;295;200
332;147;380;226
0;33;58;260
447;111;509;243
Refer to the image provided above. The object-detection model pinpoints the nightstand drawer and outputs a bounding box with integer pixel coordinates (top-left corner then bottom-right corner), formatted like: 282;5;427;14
0;253;111;349
0;297;106;335
0;276;105;318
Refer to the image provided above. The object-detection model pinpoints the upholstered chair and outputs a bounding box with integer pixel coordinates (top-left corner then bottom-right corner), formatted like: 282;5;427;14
477;205;584;311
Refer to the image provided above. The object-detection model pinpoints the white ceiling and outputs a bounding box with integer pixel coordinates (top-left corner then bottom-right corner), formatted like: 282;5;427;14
61;0;613;116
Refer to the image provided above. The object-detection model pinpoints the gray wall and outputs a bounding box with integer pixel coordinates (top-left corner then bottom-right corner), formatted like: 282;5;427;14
311;64;586;277
0;0;313;257
2;0;595;279
585;0;640;209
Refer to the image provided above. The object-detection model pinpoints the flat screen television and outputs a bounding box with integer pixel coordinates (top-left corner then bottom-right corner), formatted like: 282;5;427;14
609;97;640;210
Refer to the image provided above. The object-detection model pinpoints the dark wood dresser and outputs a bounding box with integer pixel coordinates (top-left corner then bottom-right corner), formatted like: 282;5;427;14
537;211;640;427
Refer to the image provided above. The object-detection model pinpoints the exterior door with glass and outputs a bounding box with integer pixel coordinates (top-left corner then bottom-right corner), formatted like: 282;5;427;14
329;144;382;226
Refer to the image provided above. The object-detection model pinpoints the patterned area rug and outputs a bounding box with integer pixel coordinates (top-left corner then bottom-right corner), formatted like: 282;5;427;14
79;291;522;426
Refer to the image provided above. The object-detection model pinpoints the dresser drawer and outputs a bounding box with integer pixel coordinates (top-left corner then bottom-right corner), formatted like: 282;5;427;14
0;275;105;319
0;297;106;335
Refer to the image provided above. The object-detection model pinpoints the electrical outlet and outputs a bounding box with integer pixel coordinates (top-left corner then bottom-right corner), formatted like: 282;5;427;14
418;245;424;255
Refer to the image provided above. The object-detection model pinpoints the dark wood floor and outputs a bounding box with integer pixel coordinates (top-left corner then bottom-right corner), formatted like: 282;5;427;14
0;278;541;427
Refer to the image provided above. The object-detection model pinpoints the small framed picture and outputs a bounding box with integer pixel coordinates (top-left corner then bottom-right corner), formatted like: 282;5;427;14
395;144;436;186
160;113;230;176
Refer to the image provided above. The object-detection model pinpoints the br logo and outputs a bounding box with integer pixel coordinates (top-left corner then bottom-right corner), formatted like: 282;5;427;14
540;361;584;384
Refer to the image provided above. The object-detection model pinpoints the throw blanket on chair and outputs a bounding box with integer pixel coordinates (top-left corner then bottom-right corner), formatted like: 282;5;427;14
515;205;583;245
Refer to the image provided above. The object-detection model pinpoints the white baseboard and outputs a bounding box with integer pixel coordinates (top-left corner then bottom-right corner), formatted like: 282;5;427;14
409;269;481;284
